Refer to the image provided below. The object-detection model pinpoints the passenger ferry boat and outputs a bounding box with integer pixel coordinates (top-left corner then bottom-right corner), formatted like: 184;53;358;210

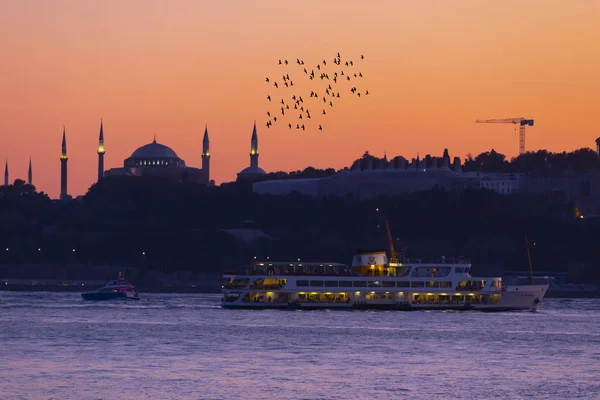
81;273;140;301
221;251;549;311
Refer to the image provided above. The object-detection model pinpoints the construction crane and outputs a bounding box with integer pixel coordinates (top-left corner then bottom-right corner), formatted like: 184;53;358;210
475;117;534;155
384;220;398;263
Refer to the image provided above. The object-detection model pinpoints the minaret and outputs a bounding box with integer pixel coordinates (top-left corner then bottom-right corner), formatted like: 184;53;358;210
250;121;259;168
97;120;105;182
60;127;68;200
4;159;8;187
28;157;32;185
201;124;210;182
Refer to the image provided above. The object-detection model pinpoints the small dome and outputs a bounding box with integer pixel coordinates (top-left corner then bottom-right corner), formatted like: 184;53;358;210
238;166;267;176
130;141;179;159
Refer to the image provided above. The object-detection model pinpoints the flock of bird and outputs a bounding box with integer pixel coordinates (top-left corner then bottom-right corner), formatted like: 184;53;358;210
265;52;369;132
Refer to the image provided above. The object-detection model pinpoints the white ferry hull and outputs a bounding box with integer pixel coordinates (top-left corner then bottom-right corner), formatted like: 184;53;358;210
221;283;548;312
221;254;549;312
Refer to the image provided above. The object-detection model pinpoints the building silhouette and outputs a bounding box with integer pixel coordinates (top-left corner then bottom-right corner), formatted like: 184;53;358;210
98;120;105;182
60;127;69;200
104;127;212;185
237;121;267;181
28;157;32;186
201;125;210;183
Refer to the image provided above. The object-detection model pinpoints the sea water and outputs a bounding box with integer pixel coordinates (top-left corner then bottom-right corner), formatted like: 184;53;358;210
1;292;599;399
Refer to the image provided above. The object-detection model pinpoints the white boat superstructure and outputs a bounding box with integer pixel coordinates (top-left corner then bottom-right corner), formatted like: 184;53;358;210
221;251;548;311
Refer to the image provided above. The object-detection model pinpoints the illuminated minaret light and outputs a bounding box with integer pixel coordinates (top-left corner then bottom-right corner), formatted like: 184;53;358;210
250;121;259;168
60;127;68;200
98;119;105;182
201;124;210;182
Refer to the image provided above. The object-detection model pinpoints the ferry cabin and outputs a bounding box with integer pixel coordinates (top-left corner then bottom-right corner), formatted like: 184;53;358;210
221;251;546;310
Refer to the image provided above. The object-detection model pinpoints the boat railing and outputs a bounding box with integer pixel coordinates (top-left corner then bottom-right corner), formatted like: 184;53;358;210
250;282;287;290
224;268;360;277
398;256;472;264
222;283;249;289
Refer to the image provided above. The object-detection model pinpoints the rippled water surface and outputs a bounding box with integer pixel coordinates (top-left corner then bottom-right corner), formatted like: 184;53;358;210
1;293;599;399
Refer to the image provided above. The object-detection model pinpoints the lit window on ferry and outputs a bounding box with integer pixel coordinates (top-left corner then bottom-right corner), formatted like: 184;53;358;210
368;281;382;287
440;281;452;288
411;266;451;278
426;281;439;288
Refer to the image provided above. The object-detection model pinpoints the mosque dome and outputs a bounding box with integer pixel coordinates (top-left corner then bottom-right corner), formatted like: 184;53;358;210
130;141;179;159
238;166;267;176
124;139;186;168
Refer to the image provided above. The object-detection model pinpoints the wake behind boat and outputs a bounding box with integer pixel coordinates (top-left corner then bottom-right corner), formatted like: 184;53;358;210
81;273;139;301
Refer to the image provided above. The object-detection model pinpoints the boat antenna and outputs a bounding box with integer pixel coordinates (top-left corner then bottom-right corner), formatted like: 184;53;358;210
525;235;534;285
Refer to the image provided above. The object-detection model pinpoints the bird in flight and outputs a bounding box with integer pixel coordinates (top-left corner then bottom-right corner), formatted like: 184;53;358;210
266;52;369;132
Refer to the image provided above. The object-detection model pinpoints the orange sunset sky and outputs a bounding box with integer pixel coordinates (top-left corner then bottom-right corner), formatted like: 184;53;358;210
0;0;599;198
